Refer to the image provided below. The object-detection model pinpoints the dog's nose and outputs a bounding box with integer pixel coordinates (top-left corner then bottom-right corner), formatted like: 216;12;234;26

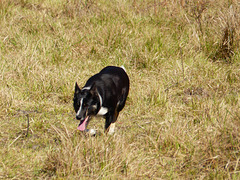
76;115;81;120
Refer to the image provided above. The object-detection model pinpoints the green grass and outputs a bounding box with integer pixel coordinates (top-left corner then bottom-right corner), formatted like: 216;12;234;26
0;0;240;179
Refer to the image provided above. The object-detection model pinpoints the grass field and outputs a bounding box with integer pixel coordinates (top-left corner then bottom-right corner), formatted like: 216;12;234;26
0;0;240;179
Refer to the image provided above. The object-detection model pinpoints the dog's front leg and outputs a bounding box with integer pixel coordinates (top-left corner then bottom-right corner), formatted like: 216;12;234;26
105;111;119;135
104;115;113;134
108;123;115;135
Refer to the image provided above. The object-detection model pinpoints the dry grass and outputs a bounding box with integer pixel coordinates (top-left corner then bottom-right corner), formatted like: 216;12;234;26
0;0;240;179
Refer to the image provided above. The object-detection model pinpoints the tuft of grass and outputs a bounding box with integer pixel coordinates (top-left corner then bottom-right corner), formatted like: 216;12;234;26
0;0;240;179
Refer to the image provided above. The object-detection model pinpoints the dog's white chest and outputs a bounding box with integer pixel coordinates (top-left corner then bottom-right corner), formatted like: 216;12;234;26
97;107;108;115
97;91;108;115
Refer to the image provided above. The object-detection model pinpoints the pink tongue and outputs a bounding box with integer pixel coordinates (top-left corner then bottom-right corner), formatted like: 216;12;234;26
77;116;89;131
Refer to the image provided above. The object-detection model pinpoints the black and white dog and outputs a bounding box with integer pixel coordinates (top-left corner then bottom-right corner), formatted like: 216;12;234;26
73;66;129;134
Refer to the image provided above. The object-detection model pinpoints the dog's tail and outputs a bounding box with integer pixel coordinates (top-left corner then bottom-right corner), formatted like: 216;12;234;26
120;65;126;72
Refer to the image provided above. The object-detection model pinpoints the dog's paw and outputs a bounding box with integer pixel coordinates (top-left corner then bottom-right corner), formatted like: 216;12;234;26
108;130;115;135
88;129;96;136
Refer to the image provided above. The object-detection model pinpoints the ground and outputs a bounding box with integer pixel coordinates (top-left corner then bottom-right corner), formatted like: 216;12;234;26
0;0;240;179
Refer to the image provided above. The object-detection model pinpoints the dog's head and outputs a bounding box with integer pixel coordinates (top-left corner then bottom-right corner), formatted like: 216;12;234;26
73;82;99;131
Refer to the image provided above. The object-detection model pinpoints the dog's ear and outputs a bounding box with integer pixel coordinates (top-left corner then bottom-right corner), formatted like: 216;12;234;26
75;82;81;94
89;82;97;96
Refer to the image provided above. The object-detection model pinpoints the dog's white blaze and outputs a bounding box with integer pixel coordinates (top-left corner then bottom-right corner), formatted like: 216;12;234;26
97;91;108;115
76;98;83;116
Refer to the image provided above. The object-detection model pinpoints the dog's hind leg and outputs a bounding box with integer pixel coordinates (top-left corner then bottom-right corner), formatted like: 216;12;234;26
117;88;128;113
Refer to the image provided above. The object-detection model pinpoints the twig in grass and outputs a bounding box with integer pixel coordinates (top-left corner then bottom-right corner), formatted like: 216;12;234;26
144;2;166;11
164;78;187;92
180;46;185;80
8;134;22;148
136;123;145;130
234;158;239;172
25;114;30;137
225;159;230;169
51;124;69;142
164;45;186;92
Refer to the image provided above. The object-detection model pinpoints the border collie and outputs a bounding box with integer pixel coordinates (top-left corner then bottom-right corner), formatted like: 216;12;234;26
73;66;129;135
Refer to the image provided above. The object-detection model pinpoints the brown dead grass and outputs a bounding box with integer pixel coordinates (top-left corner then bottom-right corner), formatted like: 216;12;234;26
0;0;240;179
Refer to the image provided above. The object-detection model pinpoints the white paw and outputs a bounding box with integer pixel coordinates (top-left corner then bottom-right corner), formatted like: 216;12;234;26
108;129;115;135
88;129;96;136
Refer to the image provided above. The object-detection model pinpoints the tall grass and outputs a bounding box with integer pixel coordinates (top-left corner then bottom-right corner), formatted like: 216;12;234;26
0;0;239;179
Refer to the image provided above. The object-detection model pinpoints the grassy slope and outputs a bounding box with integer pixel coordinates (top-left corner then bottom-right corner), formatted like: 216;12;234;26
0;0;240;179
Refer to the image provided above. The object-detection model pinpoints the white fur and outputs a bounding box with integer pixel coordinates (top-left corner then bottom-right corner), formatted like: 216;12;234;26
82;86;91;90
76;98;83;116
89;129;96;136
121;65;126;72
97;91;108;115
108;123;115;135
98;91;103;105
86;129;96;136
97;107;108;115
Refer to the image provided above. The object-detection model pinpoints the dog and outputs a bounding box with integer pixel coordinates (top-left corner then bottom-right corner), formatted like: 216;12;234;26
73;66;129;135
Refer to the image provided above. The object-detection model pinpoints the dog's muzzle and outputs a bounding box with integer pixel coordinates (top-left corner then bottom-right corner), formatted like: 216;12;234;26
76;115;82;120
76;108;88;121
76;114;87;121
